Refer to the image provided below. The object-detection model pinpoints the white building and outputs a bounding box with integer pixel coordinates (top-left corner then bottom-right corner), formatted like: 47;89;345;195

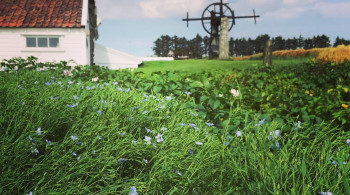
0;0;141;69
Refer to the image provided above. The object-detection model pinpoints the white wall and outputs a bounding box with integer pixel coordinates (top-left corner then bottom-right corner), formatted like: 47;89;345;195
140;57;174;61
94;43;142;70
0;28;88;65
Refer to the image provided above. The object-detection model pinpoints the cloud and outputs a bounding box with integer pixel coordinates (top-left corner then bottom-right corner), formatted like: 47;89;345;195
95;0;142;20
265;7;307;19
138;0;209;19
282;0;317;6
314;2;350;18
96;0;350;20
232;0;350;20
96;0;209;20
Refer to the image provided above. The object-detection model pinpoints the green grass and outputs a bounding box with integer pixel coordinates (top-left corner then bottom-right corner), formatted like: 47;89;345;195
1;58;349;194
138;59;307;74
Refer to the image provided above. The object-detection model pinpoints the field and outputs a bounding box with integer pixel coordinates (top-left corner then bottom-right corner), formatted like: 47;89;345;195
1;56;350;194
138;58;306;74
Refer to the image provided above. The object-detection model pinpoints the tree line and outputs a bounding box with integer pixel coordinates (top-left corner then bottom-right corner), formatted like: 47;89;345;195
152;34;350;58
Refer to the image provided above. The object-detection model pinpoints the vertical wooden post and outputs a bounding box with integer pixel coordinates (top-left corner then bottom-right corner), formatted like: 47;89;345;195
219;17;229;60
263;40;272;66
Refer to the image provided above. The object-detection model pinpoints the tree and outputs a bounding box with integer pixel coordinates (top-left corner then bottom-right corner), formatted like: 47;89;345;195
178;37;188;57
191;34;204;59
246;38;255;55
272;36;285;51
313;35;330;48
304;38;314;49
254;34;270;53
333;36;350;47
152;38;162;56
160;35;172;57
229;37;235;56
203;36;210;57
171;35;179;59
152;35;172;57
297;35;304;49
286;37;298;50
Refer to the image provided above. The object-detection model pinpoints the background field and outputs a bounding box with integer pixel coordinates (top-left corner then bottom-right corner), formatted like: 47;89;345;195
138;58;307;74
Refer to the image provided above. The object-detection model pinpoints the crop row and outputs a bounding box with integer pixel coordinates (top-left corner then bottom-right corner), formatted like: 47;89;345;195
233;45;350;65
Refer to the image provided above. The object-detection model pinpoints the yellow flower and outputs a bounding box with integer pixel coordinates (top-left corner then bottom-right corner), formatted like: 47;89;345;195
310;93;313;97
327;89;333;93
344;88;349;93
342;104;349;109
305;90;310;94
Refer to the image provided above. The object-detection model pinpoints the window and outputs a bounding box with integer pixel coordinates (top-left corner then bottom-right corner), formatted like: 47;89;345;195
26;37;60;48
26;37;36;47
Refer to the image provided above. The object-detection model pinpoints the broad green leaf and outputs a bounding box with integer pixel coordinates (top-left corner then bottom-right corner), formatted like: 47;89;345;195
209;99;221;110
190;81;204;88
153;85;162;93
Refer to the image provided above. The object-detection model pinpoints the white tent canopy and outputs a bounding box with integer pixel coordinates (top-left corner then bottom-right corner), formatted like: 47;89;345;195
94;43;142;69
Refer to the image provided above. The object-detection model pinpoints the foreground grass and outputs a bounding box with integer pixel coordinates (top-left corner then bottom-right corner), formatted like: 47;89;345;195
1;69;349;194
138;59;306;74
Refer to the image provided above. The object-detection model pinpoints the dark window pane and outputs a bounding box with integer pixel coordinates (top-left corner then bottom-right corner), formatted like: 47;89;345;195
26;37;36;47
49;38;59;47
38;38;48;47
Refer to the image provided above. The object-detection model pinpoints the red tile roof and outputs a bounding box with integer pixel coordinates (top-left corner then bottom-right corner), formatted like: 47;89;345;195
0;0;83;28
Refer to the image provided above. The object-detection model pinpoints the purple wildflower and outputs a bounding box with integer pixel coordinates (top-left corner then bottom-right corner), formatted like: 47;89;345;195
189;123;197;128
34;148;39;155
155;133;163;143
67;103;78;108
118;158;127;164
179;123;186;127
332;161;339;166
145;127;153;133
129;187;137;195
45;139;54;146
205;122;214;126
37;127;42;135
275;130;280;137
144;136;151;145
176;171;182;176
190;111;198;116
255;118;266;127
319;192;332;195
143;158;148;164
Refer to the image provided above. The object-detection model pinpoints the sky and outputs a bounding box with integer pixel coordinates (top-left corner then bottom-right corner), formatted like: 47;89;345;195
95;0;350;57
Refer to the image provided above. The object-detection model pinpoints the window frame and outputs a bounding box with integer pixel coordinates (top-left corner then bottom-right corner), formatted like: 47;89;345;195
25;36;60;48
